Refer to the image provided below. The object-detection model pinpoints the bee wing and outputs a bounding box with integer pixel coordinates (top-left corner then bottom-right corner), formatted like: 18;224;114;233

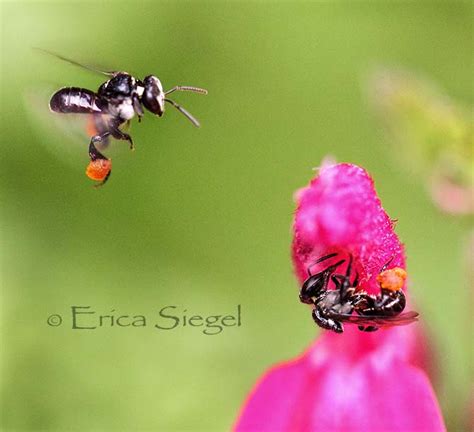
25;86;112;167
34;48;117;77
331;311;419;327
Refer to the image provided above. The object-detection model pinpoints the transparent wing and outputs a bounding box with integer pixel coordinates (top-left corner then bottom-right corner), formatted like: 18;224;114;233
34;48;117;76
330;311;419;327
25;86;112;167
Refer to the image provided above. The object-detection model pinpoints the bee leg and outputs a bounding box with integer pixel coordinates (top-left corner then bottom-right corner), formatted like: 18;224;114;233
89;132;111;160
132;94;144;122
312;307;343;333
329;254;357;301
88;133;112;187
352;272;359;287
300;260;345;304
331;274;352;301
109;126;134;150
307;253;339;276
345;254;353;276
345;254;361;288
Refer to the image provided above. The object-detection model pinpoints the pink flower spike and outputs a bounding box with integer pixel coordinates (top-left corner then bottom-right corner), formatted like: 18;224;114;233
293;163;405;295
234;163;445;432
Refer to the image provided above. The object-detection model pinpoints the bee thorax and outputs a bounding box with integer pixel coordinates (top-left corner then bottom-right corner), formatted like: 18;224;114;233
112;99;135;120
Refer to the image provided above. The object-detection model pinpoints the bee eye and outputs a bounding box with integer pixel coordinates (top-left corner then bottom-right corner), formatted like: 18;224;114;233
142;75;165;116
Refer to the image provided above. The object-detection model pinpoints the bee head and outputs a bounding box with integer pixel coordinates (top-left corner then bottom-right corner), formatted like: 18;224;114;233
142;75;165;116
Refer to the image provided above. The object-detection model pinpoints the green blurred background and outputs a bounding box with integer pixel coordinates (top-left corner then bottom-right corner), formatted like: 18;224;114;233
1;2;472;431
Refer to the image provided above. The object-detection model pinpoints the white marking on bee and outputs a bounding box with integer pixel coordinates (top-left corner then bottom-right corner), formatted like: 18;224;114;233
116;99;135;120
149;76;165;112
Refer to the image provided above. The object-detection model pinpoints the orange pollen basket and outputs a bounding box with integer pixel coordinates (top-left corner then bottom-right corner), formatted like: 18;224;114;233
86;159;112;182
376;267;407;291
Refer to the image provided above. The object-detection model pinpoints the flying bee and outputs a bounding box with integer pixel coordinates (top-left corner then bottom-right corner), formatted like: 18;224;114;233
37;49;208;186
299;253;419;333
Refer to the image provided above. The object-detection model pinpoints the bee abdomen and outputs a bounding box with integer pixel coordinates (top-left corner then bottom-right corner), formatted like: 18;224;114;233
378;289;406;315
49;87;103;114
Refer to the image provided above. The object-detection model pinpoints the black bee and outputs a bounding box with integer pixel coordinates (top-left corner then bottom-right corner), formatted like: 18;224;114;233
299;253;419;333
37;49;208;186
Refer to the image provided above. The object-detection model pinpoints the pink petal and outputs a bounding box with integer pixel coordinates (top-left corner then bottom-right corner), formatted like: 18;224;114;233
234;336;446;432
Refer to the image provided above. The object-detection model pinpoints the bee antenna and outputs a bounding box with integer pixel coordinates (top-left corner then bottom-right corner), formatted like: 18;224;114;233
165;98;201;127
165;86;208;96
379;256;395;273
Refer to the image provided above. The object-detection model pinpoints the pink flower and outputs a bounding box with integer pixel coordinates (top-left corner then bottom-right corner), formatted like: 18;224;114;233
292;163;404;296
234;163;445;432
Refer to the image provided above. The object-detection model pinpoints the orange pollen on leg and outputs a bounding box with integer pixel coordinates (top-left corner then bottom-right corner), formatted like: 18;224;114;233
376;267;407;291
86;159;112;182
